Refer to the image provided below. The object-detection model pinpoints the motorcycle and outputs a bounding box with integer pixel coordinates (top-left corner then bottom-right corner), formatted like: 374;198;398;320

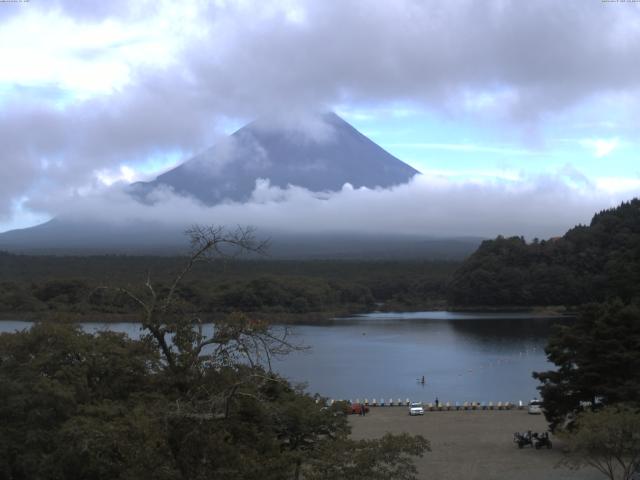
533;432;552;449
513;431;534;449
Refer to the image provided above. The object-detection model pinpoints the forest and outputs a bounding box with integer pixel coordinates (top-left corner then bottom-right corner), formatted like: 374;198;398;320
448;199;640;307
0;253;456;322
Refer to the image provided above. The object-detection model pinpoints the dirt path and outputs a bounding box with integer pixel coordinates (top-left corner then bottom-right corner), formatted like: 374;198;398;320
349;408;603;480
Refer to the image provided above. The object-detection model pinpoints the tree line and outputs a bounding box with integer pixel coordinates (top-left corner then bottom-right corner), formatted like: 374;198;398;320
0;254;455;320
448;199;640;307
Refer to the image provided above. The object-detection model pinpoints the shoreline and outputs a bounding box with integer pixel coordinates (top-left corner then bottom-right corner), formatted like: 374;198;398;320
0;310;337;325
0;305;576;324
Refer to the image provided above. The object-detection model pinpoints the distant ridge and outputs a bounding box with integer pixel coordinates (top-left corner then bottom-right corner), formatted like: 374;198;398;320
0;219;482;260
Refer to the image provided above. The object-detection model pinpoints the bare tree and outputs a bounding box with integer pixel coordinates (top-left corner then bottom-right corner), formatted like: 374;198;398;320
113;225;299;378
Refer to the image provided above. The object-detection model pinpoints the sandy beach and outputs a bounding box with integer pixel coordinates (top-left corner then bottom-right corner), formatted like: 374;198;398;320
349;408;603;480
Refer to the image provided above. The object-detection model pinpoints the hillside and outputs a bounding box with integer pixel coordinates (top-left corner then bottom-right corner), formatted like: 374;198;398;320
448;199;640;306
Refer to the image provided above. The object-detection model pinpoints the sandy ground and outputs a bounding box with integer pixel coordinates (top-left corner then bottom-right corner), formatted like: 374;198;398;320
349;408;604;480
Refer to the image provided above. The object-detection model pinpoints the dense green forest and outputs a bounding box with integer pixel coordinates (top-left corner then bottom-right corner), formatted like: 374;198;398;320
449;199;640;307
0;253;457;321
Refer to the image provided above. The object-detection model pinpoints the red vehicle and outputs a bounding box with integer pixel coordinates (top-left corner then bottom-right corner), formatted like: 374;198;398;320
349;403;370;415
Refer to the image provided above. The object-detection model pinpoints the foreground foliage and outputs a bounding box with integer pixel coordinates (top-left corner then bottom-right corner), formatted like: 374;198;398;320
561;405;640;480
0;227;429;479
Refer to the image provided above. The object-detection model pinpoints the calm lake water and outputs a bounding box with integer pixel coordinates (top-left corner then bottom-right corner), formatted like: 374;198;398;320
0;311;570;404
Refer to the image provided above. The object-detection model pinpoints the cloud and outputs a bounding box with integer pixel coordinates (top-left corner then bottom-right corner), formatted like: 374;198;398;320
95;165;138;186
182;134;273;178
385;142;535;156
46;173;639;240
580;138;620;158
0;75;225;219
0;0;153;22
595;176;640;194
171;0;640;125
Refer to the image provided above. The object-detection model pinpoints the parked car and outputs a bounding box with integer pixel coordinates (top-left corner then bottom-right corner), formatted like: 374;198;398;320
349;403;370;415
409;402;425;416
528;399;543;415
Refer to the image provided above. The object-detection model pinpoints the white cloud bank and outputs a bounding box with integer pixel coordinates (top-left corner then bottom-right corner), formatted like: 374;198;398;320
580;138;621;158
50;173;639;240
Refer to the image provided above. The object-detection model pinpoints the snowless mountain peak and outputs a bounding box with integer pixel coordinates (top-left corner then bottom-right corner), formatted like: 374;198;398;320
129;112;420;205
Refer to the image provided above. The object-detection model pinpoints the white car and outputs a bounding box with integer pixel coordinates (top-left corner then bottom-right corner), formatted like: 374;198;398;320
528;399;543;415
409;402;424;416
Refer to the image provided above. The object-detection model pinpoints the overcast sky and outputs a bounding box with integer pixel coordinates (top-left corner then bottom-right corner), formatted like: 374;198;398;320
1;0;639;238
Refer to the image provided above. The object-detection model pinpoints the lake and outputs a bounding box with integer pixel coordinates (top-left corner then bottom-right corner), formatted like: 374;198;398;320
0;311;570;405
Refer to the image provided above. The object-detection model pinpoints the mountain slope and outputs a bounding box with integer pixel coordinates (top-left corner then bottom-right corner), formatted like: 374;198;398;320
129;112;419;204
